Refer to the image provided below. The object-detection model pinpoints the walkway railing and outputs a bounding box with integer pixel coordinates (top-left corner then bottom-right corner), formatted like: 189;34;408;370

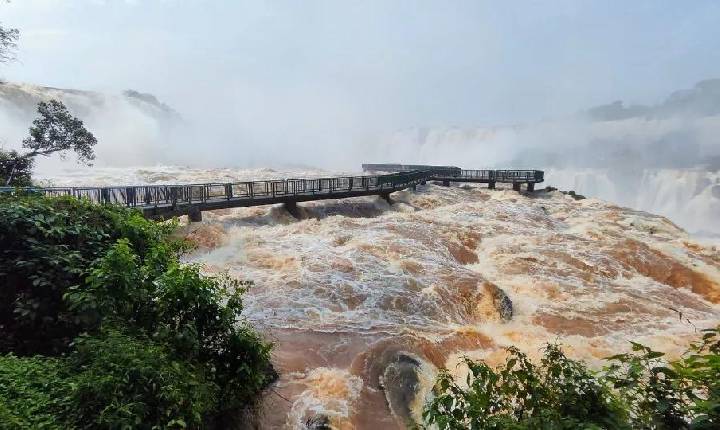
0;170;433;209
0;166;543;219
446;169;544;182
362;164;544;183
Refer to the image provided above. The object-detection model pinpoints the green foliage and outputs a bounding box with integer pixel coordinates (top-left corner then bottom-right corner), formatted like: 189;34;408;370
424;328;720;430
0;194;274;428
605;343;689;429
22;100;97;165
665;328;720;429
0;331;217;430
0;194;171;354
2;99;98;185
603;329;720;429
0;18;19;64
0;149;33;186
0;354;71;430
65;239;275;409
423;344;627;430
67;329;217;430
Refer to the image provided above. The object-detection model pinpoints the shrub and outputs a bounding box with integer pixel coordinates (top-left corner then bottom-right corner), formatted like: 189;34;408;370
678;328;720;427
605;328;720;429
66;239;275;410
0;331;217;430
0;194;171;354
0;354;71;430
423;327;720;430
67;329;217;429
423;344;628;429
605;342;691;429
0;194;274;427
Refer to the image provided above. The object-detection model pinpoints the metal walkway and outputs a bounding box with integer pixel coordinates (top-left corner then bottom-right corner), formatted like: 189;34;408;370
1;164;543;221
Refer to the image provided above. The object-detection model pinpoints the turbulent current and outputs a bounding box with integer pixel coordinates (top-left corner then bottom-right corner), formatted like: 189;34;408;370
40;166;720;429
547;168;720;239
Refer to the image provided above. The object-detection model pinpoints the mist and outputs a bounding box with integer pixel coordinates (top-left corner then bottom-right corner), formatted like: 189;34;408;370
2;0;720;170
2;1;720;235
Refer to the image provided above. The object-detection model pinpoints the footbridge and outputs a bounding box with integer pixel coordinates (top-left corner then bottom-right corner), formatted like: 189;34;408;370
1;164;543;221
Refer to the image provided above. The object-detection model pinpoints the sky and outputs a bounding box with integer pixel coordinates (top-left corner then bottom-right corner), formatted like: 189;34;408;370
2;0;720;168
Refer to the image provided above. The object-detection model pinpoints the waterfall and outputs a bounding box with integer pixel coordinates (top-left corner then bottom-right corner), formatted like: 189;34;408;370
546;168;720;235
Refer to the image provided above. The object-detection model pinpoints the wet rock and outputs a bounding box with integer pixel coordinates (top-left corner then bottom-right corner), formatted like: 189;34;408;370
544;186;558;192
488;284;513;321
561;190;587;200
305;415;332;429
380;353;422;426
350;337;441;427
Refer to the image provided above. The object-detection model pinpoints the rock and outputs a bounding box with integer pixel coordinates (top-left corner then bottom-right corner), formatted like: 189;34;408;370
544;186;558;192
351;338;440;427
488;284;513;321
560;190;587;201
306;415;332;429
380;353;422;426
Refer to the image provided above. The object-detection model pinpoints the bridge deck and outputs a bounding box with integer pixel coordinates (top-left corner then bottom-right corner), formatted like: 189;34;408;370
362;164;544;183
1;165;543;220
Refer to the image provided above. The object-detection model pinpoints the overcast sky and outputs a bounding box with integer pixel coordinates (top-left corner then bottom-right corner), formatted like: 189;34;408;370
2;0;720;167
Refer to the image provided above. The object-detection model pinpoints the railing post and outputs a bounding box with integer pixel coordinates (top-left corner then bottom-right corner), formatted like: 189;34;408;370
171;187;178;209
125;187;135;206
225;183;233;200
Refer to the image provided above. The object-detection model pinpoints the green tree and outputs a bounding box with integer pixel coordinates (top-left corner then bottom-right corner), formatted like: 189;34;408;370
0;1;19;65
0;149;32;186
0;24;18;64
3;100;97;186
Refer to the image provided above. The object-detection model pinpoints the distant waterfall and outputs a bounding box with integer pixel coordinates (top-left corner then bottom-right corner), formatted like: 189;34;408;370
546;168;720;235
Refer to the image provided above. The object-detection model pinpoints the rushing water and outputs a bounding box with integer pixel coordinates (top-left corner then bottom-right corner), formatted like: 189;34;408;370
547;168;720;237
41;166;720;429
